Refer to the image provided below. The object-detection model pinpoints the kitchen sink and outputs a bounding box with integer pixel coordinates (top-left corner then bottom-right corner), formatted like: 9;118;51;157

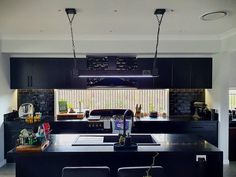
103;135;155;143
72;134;159;146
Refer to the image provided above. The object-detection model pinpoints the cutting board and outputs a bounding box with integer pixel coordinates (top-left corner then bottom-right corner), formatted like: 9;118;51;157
16;140;50;152
57;113;85;120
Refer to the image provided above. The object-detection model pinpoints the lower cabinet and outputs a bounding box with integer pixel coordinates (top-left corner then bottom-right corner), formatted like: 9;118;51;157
229;127;236;161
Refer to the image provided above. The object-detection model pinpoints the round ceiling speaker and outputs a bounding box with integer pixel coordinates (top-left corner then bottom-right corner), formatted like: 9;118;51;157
201;11;228;21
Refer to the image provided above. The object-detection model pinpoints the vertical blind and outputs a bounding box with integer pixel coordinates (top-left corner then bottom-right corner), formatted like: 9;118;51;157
57;89;168;114
229;90;236;110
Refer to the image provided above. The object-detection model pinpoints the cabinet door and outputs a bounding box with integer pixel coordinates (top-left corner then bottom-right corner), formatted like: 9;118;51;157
32;59;66;89
10;58;33;89
64;58;87;89
11;58;68;89
191;58;212;88
172;58;191;88
155;58;172;88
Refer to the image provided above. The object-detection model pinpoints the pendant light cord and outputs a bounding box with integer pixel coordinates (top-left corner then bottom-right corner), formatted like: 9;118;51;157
66;12;78;75
153;13;165;77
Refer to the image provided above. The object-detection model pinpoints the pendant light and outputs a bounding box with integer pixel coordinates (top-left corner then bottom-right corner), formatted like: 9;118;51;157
65;8;79;77
152;9;166;77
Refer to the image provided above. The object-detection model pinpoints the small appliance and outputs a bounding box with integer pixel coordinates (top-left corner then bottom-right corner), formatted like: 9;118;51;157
18;103;34;119
192;102;211;120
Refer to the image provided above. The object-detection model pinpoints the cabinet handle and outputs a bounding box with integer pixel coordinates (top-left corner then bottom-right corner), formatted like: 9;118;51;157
30;76;33;87
171;63;173;87
191;126;204;129
190;70;192;88
27;76;30;87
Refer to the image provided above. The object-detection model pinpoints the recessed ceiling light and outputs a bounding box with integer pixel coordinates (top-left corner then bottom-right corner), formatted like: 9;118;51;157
201;11;228;21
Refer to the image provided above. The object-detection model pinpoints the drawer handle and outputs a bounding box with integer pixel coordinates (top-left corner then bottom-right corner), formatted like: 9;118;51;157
191;126;204;129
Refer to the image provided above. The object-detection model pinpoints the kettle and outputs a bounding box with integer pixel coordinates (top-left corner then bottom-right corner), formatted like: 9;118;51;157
18;103;34;119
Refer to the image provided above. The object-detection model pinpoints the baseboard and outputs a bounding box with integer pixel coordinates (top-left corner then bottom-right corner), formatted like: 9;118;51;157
223;159;229;164
0;159;6;167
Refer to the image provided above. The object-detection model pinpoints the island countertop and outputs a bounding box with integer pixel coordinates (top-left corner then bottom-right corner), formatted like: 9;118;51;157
8;133;223;177
9;133;221;154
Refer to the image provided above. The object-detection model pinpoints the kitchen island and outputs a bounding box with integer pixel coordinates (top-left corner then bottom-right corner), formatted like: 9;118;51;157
9;133;222;177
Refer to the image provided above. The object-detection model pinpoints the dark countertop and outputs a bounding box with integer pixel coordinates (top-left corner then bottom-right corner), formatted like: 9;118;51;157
54;117;216;122
9;134;221;155
9;134;223;177
229;120;236;127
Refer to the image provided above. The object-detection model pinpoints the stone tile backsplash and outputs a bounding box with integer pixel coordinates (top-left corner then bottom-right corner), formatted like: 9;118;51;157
18;89;54;116
169;89;205;116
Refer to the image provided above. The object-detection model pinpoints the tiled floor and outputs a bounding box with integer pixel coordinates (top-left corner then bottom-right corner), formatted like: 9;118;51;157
0;162;236;177
223;161;236;177
0;163;15;177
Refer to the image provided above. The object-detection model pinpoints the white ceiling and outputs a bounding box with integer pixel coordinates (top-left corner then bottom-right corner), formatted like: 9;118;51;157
0;0;236;40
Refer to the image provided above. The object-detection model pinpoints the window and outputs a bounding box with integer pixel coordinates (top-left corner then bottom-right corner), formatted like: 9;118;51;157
229;90;236;110
56;89;169;115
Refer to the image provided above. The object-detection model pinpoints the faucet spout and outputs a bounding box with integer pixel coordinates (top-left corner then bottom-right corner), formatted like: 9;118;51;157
123;109;130;136
114;109;137;150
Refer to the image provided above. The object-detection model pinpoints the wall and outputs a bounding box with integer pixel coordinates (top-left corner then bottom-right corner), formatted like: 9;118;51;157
1;37;220;55
205;33;236;163
0;43;15;167
206;52;230;163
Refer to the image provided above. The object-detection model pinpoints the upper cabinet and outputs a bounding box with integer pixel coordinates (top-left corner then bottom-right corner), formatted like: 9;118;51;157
63;59;87;89
156;58;173;88
172;58;192;88
11;58;67;89
191;58;212;88
10;57;212;89
10;59;33;89
171;58;212;89
137;57;212;89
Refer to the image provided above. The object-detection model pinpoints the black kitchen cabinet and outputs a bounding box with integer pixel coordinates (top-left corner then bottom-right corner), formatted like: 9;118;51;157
155;58;172;88
10;57;212;89
32;59;66;89
11;58;68;89
191;58;212;88
139;57;212;89
136;58;172;89
63;59;87;89
10;59;33;88
229;126;236;161
172;58;192;88
171;58;212;88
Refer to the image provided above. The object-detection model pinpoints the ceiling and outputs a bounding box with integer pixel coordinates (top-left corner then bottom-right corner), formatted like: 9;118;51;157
0;0;236;40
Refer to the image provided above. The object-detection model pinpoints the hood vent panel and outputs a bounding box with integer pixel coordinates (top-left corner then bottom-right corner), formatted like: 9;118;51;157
75;56;156;89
